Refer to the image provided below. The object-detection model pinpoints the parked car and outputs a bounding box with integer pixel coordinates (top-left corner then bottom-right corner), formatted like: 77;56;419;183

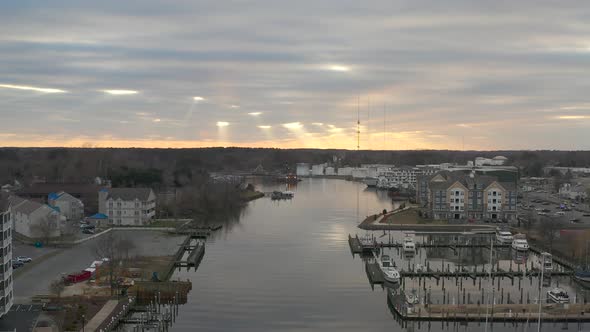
82;228;95;235
16;256;32;263
12;259;24;269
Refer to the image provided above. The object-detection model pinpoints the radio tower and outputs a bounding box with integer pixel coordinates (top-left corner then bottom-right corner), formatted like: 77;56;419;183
357;96;360;151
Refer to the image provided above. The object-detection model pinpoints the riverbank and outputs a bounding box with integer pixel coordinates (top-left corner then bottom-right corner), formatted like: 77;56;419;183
240;189;265;202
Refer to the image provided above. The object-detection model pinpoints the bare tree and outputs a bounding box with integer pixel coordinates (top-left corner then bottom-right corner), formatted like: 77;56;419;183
537;216;561;252
30;215;57;244
49;279;65;298
94;232;120;296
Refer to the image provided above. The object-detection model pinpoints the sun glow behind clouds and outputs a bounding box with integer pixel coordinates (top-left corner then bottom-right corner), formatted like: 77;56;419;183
258;125;271;129
193;96;205;102
556;115;589;119
248;112;262;116
216;121;229;127
325;64;351;72
282;122;303;129
0;83;67;93
102;89;138;95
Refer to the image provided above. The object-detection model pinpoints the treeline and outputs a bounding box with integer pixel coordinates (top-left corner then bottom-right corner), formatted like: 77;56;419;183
1;148;590;186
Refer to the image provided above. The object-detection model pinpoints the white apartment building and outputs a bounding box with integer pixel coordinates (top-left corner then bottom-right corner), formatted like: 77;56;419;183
0;196;13;318
9;196;63;239
48;191;84;221
311;164;325;176
99;188;156;226
296;163;310;177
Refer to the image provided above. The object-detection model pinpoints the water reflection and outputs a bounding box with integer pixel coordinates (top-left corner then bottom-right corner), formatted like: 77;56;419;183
170;179;590;331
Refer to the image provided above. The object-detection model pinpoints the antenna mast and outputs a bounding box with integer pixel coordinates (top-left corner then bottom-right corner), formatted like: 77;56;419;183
357;96;360;151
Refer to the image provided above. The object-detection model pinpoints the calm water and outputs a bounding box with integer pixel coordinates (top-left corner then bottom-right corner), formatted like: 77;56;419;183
171;179;589;332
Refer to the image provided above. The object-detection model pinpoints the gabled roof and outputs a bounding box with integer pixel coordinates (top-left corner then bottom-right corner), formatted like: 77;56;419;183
0;194;9;212
104;188;153;201
11;199;45;215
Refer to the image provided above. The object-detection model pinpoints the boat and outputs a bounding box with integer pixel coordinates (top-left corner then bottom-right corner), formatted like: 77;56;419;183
405;293;420;305
495;228;513;244
547;287;570;304
574;270;590;283
538;252;553;273
270;191;294;200
358;234;376;251
378;255;400;283
364;177;378;187
402;232;416;253
511;233;529;251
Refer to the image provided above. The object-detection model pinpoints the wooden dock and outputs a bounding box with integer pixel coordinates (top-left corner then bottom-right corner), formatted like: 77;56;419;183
387;296;590;322
175;242;205;268
348;234;378;255
365;262;571;285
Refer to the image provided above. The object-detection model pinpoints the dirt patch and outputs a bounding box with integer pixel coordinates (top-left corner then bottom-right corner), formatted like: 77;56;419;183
45;296;109;332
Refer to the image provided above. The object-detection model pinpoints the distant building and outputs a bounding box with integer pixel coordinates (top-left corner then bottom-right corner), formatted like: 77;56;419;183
296;163;310;177
0;195;13;318
559;183;588;201
351;168;368;179
417;171;517;221
475;156;508;166
48;191;84;221
9;196;63;239
86;213;109;228
17;183;106;214
98;188;156;226
337;167;353;176
544;166;590;177
325;167;335;176
311;164;325;176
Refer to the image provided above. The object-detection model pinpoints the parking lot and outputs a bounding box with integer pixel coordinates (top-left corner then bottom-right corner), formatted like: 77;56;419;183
12;230;185;302
520;190;590;225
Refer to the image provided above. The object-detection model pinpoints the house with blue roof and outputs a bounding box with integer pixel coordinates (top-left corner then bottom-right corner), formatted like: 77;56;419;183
48;191;84;221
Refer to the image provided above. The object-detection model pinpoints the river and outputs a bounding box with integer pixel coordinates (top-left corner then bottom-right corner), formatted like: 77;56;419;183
170;178;589;332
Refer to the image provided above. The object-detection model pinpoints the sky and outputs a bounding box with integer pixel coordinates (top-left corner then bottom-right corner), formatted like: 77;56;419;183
1;0;590;150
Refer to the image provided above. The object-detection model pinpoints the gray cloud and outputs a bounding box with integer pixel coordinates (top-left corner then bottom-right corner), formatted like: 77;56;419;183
1;0;589;149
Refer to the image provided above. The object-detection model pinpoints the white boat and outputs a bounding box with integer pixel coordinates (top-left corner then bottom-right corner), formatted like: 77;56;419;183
403;232;416;253
547;287;570;304
495;228;513;244
378;255;400;283
359;234;376;251
538;252;553;273
511;234;529;251
406;293;420;305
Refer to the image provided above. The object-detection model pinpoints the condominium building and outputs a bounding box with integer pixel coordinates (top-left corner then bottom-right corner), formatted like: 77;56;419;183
98;188;156;226
417;171;517;221
48;191;84;221
9;196;63;239
0;195;13;318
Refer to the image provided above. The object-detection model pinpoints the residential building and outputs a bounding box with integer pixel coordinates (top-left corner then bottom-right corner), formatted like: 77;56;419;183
8;196;63;239
325;167;335;176
337;167;353;176
296;163;310;177
17;183;106;214
0;195;13;318
98;188;156;226
311;164;325;176
417;171;518;221
48;191;84;221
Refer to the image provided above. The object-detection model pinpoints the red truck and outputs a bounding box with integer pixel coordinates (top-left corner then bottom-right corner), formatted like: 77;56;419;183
64;270;92;284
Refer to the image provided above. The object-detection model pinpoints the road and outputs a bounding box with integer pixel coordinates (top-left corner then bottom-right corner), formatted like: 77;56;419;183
13;230;186;302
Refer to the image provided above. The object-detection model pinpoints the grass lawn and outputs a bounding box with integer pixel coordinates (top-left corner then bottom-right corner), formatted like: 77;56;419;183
380;208;443;225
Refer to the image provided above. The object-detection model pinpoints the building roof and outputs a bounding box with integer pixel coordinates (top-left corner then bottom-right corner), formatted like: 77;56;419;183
89;213;108;219
10;198;45;215
427;171;516;192
104;188;153;201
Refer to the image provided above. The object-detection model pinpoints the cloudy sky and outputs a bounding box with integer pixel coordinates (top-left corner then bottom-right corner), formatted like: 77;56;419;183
1;0;589;150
